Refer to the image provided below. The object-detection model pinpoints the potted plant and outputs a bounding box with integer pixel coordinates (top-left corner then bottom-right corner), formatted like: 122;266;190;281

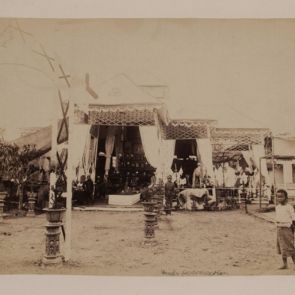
44;190;66;221
42;175;66;265
43;170;66;223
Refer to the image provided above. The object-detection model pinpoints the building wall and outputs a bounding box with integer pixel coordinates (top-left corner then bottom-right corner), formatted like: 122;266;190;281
268;159;295;193
274;138;295;156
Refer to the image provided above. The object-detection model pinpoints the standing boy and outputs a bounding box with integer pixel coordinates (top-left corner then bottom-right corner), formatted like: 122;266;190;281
275;189;295;269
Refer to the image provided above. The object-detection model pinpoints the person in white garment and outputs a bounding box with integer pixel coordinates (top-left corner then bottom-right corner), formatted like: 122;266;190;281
275;189;295;270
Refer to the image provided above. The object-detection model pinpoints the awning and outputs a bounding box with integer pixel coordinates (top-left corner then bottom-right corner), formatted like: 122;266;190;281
88;103;164;126
159;119;215;140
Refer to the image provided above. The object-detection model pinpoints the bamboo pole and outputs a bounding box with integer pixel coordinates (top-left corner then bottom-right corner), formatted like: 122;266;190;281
259;157;262;209
271;134;276;205
64;100;74;261
50;104;58;208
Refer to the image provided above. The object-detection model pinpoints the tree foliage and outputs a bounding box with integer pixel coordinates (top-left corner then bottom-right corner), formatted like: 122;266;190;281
0;141;38;183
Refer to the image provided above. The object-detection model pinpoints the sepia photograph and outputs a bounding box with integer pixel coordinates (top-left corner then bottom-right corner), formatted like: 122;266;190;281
0;17;295;279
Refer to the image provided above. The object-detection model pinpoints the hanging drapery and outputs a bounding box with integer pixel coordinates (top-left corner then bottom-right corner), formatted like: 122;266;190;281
139;125;162;178
82;133;91;175
71;124;91;180
251;144;270;184
114;130;123;172
104;126;117;177
241;151;253;168
215;165;224;187
88;126;99;180
223;163;237;187
196;138;214;178
160;139;176;180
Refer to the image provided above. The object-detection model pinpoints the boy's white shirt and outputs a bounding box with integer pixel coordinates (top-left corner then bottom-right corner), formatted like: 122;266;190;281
275;203;295;227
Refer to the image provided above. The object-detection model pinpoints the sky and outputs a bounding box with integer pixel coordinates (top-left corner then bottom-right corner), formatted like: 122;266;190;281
1;19;295;139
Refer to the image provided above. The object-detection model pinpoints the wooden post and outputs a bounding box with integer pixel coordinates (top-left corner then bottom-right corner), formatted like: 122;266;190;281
259;157;262;210
64;100;74;261
271;134;276;205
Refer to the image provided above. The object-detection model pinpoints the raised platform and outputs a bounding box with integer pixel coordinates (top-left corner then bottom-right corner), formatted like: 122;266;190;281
73;205;143;212
108;193;141;206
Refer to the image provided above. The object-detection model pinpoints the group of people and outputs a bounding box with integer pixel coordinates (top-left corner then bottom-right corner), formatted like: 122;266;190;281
161;159;265;212
213;162;262;192
72;175;94;205
170;160;261;191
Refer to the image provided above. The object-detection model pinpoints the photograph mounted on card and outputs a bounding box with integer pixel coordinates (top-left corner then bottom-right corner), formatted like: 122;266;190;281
0;18;295;277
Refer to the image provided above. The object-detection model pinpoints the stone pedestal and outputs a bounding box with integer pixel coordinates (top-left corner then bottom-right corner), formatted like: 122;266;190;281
27;192;37;217
142;201;157;239
157;194;164;216
43;208;65;265
0;192;7;223
151;196;159;228
42;222;63;265
152;195;160;216
144;212;157;239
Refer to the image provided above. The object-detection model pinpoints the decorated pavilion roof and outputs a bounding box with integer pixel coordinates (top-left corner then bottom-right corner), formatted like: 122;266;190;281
84;74;169;126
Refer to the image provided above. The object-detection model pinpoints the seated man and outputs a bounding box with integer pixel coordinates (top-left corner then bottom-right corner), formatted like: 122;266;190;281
84;175;94;203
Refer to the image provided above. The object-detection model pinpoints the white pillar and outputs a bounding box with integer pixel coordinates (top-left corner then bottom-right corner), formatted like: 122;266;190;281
64;100;74;261
50;106;59;208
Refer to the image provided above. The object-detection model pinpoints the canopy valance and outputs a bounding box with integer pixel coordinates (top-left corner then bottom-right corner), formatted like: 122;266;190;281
88;103;164;126
211;128;271;162
159;119;216;140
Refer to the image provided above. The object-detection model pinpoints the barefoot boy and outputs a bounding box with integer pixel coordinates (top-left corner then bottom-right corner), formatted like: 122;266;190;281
275;189;295;269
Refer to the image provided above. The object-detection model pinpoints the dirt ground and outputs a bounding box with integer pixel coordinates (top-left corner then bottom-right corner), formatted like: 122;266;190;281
0;209;294;276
